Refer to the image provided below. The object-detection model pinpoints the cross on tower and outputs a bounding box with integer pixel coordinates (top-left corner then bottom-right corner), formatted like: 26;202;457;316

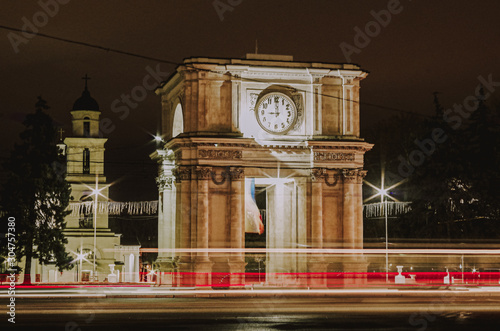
82;74;91;90
58;128;65;141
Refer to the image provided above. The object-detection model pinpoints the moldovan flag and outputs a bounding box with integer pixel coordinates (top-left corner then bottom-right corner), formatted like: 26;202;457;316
245;178;264;234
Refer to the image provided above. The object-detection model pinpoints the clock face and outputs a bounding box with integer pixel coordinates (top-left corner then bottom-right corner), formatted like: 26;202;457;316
255;93;297;134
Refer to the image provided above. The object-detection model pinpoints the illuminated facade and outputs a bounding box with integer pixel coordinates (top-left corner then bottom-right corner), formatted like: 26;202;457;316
152;54;373;286
31;81;140;283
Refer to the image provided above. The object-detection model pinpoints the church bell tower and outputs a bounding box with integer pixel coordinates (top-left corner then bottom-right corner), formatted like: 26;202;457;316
60;75;119;282
65;74;108;223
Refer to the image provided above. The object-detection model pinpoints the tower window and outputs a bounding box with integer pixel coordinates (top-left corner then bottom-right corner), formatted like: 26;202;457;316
83;117;90;137
83;148;90;174
79;195;93;228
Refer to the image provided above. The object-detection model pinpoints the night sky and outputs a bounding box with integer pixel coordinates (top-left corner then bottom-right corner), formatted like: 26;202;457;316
1;0;500;202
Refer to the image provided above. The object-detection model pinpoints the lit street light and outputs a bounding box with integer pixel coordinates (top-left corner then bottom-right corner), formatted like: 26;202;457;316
364;174;405;283
86;174;109;282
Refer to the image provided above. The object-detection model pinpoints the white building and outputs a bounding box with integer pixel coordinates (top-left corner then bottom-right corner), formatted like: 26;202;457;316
152;54;373;287
30;78;140;283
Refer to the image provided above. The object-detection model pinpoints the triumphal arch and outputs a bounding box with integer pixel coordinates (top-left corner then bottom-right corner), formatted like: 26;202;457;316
151;54;372;287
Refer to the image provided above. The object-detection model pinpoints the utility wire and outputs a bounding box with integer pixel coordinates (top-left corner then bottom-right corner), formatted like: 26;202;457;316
0;25;178;66
0;24;430;119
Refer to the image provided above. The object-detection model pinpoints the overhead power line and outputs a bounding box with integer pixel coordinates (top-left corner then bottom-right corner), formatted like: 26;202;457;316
0;24;430;118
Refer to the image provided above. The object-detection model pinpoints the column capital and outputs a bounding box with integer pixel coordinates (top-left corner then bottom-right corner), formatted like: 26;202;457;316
342;168;366;184
229;167;244;180
311;168;326;182
172;166;191;183
195;166;212;180
357;170;368;184
156;175;174;191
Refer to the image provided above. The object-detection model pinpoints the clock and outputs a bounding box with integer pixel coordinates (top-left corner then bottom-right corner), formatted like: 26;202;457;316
255;92;297;134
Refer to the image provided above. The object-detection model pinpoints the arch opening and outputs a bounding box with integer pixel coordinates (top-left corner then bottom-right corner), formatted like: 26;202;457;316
172;103;184;138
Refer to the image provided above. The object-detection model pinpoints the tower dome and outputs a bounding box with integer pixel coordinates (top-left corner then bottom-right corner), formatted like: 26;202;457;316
72;74;99;111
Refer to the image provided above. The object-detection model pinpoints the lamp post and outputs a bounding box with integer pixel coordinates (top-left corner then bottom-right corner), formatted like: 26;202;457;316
93;175;98;281
376;186;390;283
364;179;402;284
88;174;109;282
384;196;389;283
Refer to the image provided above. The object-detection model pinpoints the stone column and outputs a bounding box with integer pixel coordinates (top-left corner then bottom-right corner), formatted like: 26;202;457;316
176;167;192;258
355;170;367;249
310;168;324;249
342;169;357;249
134;251;140;283
228;167;245;285
194;167;213;287
342;169;368;286
341;75;355;135
156;174;175;260
308;168;328;288
154;150;176;285
173;166;193;286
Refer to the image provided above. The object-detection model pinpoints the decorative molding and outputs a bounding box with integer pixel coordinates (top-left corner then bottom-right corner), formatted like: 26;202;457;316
313;168;366;185
244;72;312;79
198;149;242;159
311;145;372;152
342;169;366;184
249;93;259;111
208;167;244;185
314;152;355;162
156;176;174;191
357;170;368;184
311;168;326;182
211;167;228;185
195;167;212;180
311;168;340;187
291;92;304;132
172;167;191;183
174;150;182;161
229;167;244;180
172;142;249;148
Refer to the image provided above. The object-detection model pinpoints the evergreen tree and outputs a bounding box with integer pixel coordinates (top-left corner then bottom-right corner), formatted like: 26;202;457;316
1;97;73;284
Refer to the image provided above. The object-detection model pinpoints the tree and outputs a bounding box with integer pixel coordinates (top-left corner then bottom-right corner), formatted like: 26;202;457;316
1;97;73;284
399;91;500;239
364;90;500;240
459;88;500;220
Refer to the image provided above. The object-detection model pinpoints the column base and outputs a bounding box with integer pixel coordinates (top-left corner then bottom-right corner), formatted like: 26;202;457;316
228;261;247;287
307;260;329;288
193;259;214;288
155;257;176;286
341;255;369;287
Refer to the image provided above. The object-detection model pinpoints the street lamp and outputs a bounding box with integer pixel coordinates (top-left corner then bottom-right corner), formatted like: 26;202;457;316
377;186;390;283
70;245;91;282
364;178;404;283
87;174;108;282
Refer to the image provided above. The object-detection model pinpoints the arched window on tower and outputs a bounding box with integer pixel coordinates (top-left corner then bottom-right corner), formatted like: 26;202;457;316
83;148;90;174
79;195;93;229
83;117;91;137
172;103;184;137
